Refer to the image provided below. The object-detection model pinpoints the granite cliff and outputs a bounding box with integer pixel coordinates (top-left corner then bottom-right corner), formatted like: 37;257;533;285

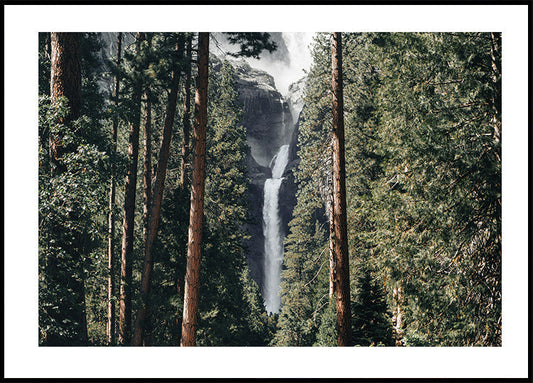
219;56;302;290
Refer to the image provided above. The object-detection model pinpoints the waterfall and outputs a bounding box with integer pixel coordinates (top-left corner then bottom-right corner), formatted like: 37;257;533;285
263;144;290;314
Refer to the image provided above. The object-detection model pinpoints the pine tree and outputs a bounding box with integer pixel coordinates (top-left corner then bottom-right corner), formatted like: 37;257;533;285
274;33;333;346
106;31;122;346
181;32;210;347
351;268;394;346
40;32;110;346
137;33;153;346
49;33;82;170
133;33;186;346
195;60;260;345
179;33;193;188
118;32;144;345
365;32;501;346
330;32;352;346
40;32;88;346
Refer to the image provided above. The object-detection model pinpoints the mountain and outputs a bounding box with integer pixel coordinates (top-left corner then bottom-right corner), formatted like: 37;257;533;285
216;55;301;293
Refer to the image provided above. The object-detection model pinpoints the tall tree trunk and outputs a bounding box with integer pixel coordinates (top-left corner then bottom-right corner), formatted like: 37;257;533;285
181;32;209;347
392;285;404;346
132;59;153;346
326;155;335;301
179;33;193;188
133;34;186;346
50;33;81;122
328;178;335;301
49;32;82;171
43;32;86;346
331;32;352;347
489;32;501;144
118;32;144;346
106;31;122;347
174;33;193;338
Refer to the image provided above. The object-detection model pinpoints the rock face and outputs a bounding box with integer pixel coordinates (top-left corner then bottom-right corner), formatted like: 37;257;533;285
222;57;300;291
285;76;307;164
286;76;307;123
279;76;306;239
95;32;136;98
230;58;294;168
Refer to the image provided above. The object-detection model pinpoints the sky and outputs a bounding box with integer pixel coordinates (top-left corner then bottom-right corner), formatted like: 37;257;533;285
213;32;315;97
246;32;315;97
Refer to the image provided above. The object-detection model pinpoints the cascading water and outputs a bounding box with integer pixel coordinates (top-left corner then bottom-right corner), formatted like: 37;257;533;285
238;34;313;314
263;143;290;314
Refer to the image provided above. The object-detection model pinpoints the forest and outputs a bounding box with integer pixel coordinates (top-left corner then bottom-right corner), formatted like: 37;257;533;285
38;31;501;347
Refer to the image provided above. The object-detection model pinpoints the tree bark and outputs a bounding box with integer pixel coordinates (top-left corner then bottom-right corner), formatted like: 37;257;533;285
106;31;122;347
142;36;153;287
174;33;193;338
133;34;185;346
50;32;82;169
328;181;335;301
179;33;193;188
325;155;335;301
118;32;144;346
50;33;81;121
489;32;501;144
331;32;352;347
132;55;153;347
181;32;209;347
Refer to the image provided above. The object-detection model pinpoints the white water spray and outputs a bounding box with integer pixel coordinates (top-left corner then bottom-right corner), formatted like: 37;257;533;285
242;33;313;313
263;143;290;314
245;32;314;96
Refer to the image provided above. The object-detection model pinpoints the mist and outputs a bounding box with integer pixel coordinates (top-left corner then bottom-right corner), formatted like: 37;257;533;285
212;32;315;96
248;32;314;96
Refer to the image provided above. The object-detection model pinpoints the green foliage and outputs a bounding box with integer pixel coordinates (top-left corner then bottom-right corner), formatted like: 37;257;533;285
225;32;277;59
403;330;431;347
39;96;109;345
282;32;501;347
351;270;395;346
146;57;273;346
314;301;337;347
147;185;189;345
368;33;501;346
38;33;51;97
273;209;329;346
196;60;271;346
39;33;123;345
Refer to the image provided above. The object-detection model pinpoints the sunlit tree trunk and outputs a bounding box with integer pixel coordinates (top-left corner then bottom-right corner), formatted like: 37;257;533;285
133;34;186;346
328;187;335;301
392;285;404;345
326;158;335;301
179;33;193;188
106;31;122;346
175;32;193;338
118;32;144;346
181;32;209;347
331;32;352;347
489;32;501;144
